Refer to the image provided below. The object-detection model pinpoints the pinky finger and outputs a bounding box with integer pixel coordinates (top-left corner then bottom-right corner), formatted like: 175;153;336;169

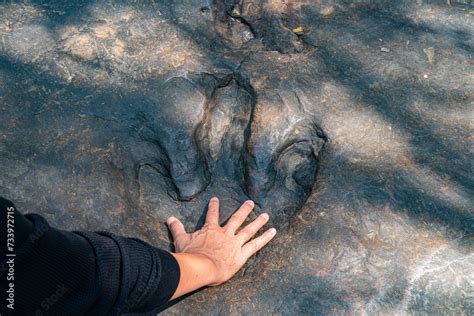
242;228;276;259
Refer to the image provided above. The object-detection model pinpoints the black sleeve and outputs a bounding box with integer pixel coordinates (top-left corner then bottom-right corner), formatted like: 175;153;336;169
0;196;180;315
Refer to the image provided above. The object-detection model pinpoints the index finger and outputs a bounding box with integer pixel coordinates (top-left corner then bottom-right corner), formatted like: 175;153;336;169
205;197;220;225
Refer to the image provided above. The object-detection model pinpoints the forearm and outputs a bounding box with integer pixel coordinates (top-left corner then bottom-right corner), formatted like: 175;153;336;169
169;252;217;300
0;196;180;314
0;200;100;315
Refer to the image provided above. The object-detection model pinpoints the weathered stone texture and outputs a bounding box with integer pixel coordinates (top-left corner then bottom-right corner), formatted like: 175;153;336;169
0;0;472;315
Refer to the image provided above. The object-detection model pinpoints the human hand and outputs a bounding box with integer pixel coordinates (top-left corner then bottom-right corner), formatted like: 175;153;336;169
167;197;276;298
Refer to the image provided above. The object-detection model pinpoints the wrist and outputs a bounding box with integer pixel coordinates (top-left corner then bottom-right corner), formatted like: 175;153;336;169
169;252;219;299
180;252;219;284
190;252;220;285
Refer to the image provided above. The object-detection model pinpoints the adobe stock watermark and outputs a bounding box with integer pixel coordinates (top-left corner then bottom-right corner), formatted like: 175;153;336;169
118;283;146;314
5;204;16;310
31;252;94;313
3;205;51;312
34;284;70;316
0;215;48;281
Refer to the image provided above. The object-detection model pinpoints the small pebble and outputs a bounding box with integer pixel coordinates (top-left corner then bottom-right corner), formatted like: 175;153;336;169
381;47;390;53
242;30;254;42
231;5;240;17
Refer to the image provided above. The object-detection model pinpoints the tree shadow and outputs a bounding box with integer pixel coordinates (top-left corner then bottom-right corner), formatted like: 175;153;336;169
0;1;472;313
327;153;473;235
299;5;473;233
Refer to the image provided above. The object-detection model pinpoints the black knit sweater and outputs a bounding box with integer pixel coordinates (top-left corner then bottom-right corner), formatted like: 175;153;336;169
0;196;180;315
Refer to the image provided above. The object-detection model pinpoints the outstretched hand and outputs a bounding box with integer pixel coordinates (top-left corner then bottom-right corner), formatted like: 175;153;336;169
166;197;276;299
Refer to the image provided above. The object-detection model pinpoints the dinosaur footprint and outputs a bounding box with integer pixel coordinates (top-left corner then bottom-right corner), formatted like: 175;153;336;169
146;76;211;201
138;73;255;223
138;73;326;227
244;90;326;223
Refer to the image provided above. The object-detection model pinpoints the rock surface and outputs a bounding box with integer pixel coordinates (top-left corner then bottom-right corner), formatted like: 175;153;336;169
0;0;472;315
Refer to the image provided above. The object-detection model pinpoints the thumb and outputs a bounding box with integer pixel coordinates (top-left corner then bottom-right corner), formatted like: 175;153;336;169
166;216;187;239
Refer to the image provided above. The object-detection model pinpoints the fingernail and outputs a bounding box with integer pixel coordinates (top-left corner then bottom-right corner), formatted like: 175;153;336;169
269;228;277;236
246;200;255;207
261;213;269;220
210;197;219;202
166;216;177;225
